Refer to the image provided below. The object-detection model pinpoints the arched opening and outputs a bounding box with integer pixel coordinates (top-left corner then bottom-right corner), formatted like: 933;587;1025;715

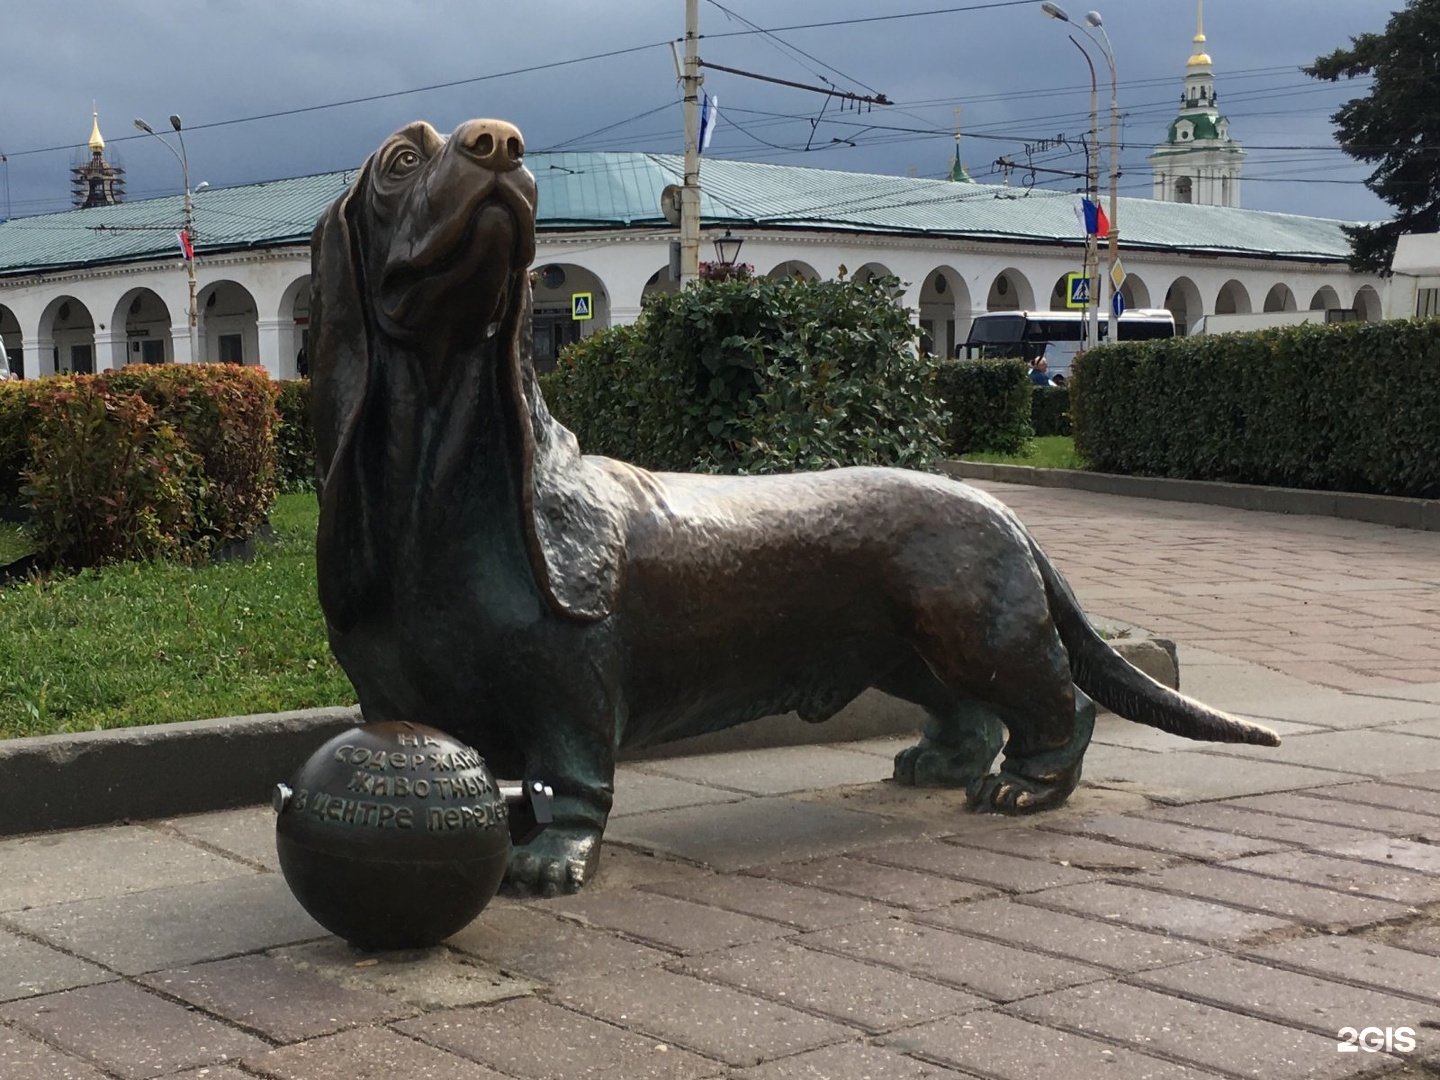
1263;283;1297;313
197;280;259;364
1163;277;1202;335
43;296;96;374
1353;284;1382;322
1119;275;1152;310
113;288;173;366
986;269;1034;311
1049;273;1075;312
1309;285;1341;312
1214;280;1252;316
766;260;819;282
851;261;894;286
1175;176;1193;204
641;266;680;306
279;275;312;378
0;305;21;378
531;262;610;372
918;266;968;359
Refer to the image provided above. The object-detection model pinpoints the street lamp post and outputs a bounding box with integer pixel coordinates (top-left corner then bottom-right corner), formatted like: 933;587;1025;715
1084;11;1121;344
1042;3;1119;348
135;115;199;364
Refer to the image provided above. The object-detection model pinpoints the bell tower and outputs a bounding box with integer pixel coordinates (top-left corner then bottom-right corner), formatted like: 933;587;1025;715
72;109;126;209
1148;1;1244;207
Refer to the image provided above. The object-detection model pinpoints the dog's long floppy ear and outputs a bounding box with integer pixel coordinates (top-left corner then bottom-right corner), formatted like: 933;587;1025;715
508;274;625;622
310;161;378;633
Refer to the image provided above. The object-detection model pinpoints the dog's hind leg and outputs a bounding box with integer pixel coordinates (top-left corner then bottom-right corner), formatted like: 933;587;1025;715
967;681;1095;813
907;570;1093;814
881;659;1006;788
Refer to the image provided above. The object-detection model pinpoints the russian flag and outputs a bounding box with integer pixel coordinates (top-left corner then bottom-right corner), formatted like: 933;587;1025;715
178;229;194;260
1077;197;1110;237
698;94;719;153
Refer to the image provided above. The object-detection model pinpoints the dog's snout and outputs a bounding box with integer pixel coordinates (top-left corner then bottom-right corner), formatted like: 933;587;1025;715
455;119;525;172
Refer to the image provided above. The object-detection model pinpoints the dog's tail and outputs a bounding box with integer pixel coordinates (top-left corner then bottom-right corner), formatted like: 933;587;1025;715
1027;535;1280;747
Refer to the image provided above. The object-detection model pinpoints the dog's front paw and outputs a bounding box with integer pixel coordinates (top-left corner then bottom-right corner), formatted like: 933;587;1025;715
504;826;602;897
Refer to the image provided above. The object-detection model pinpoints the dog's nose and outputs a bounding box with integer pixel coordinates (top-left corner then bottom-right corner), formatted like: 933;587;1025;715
454;119;525;172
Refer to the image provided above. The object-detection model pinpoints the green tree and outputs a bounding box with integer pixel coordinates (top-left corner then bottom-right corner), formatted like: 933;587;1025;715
1305;0;1440;272
541;272;946;475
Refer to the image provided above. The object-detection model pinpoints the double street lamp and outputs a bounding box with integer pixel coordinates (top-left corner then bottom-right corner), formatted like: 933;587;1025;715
1041;4;1121;346
134;114;203;364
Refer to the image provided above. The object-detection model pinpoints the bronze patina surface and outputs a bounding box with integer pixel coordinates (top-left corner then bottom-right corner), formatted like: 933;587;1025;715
309;118;1279;896
274;721;514;949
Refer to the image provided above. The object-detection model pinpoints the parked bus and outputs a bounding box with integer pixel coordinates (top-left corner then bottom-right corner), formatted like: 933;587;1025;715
961;309;1177;378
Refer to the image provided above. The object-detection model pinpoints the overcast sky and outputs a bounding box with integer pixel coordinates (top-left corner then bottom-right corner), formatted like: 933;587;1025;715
0;1;1402;225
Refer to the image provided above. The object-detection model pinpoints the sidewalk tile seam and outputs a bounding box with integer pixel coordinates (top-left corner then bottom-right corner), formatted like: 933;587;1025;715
536;984;855;1069
1011;892;1312;952
842;844;1103;895
1212;851;1440;905
139;820;277;876
780;934;1013;1006
988;998;1268;1080
1194;795;1436;837
903;909;1220;977
1107;876;1422;933
634;878;909;933
655;954;985;1038
1030;820;1298;865
1118;964;1440;1043
0;919;131;982
1232;952;1440;1012
115;972;297;1052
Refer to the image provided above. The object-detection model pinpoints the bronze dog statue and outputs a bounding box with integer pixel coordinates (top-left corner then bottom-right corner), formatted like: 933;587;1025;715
311;119;1279;895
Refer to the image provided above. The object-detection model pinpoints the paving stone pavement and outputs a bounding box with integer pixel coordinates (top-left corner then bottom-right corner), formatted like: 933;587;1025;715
3;483;1440;1079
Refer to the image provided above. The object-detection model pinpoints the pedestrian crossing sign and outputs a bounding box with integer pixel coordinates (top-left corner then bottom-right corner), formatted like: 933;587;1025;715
1065;273;1091;309
571;292;593;321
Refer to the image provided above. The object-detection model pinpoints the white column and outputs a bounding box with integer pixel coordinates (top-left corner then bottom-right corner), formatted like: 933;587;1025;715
170;326;195;365
256;317;286;378
24;337;55;378
94;329;127;371
609;305;643;327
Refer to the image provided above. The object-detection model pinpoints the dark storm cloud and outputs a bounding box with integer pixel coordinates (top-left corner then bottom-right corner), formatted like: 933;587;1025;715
0;1;1399;223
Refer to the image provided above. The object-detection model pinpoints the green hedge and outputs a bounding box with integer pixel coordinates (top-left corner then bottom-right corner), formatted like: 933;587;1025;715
1031;384;1072;437
1072;318;1440;498
274;379;315;493
102;364;278;545
543;273;947;474
0;380;45;505
23;379;197;569
3;365;279;569
931;359;1033;455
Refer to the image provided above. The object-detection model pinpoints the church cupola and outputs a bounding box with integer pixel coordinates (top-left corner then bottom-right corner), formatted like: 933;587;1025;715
72;109;126;209
1148;0;1244;207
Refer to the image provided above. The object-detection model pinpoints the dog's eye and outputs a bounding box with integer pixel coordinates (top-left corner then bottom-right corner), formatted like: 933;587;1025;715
388;149;422;177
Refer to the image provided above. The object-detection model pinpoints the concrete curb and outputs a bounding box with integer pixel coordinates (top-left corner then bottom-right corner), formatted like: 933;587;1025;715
0;640;1175;838
941;461;1440;532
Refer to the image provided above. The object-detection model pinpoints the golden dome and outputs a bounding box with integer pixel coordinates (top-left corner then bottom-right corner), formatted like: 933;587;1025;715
88;110;105;154
1187;1;1210;67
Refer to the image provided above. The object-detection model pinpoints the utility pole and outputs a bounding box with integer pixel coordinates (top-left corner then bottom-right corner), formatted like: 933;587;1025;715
680;0;703;286
1070;37;1100;351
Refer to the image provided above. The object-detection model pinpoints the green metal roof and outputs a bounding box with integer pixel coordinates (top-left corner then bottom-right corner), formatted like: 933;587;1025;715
1164;114;1228;144
0;151;1363;278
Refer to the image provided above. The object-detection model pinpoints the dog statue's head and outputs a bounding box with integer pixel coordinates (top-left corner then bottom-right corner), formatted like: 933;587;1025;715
311;120;620;631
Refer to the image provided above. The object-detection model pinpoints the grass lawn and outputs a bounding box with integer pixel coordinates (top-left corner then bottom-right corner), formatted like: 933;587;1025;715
0;521;31;565
961;435;1086;470
0;492;356;740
